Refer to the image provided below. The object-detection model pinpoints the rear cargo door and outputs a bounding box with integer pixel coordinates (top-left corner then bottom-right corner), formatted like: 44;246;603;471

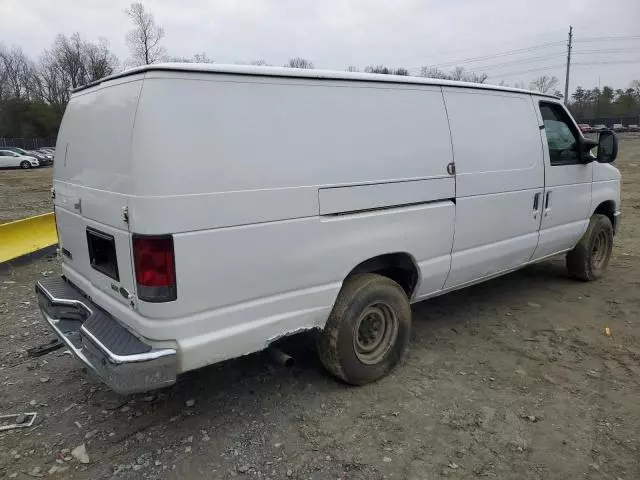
53;76;143;306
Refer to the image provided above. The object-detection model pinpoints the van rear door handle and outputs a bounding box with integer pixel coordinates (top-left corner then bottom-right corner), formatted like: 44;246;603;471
533;192;541;218
544;191;552;216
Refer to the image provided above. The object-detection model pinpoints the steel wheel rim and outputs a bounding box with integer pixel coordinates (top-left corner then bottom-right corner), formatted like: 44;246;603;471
353;302;398;365
591;230;609;270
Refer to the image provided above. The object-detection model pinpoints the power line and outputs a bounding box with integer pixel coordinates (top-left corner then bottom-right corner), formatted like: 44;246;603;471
573;59;640;66
572;48;640;55
574;35;640;43
470;53;566;71
486;65;566;78
405;33;640;75
486;59;640;79
460;48;640;73
394;27;570;66
407;40;565;71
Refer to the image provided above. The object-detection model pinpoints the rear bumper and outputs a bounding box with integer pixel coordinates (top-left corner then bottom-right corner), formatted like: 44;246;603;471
35;276;177;394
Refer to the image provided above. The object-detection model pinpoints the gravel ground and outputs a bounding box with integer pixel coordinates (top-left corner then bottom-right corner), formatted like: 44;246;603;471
0;167;53;223
1;137;639;479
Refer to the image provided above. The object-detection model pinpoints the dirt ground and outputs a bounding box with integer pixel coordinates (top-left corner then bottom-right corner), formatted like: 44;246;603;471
0;167;53;223
1;137;639;480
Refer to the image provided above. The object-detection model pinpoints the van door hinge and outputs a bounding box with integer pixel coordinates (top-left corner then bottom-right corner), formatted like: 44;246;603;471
446;162;456;175
122;206;129;224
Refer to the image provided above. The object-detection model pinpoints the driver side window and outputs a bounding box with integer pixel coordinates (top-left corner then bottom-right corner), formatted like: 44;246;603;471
540;102;580;166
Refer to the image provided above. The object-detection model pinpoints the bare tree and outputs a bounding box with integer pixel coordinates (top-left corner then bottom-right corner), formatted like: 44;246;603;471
0;45;6;100
285;57;314;69
168;52;214;63
529;75;559;94
33;34;119;107
463;71;488;84
250;59;270;66
125;2;167;66
84;38;119;81
50;33;86;89
364;65;408;75
419;65;487;84
0;45;38;99
37;49;72;107
450;66;465;81
345;65;359;72
419;66;449;79
365;65;391;74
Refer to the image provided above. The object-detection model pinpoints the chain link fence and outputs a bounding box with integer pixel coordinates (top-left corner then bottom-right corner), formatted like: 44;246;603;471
0;138;56;150
576;115;640;127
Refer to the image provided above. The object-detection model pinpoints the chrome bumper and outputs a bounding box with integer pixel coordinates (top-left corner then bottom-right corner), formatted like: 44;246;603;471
35;276;177;394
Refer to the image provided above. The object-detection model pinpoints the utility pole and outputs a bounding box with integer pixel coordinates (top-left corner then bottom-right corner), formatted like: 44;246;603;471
564;25;573;105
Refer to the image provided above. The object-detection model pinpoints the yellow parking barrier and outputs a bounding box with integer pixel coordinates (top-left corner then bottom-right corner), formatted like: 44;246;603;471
0;213;58;263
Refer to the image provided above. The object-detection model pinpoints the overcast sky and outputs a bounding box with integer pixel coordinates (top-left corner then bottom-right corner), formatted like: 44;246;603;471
2;0;639;93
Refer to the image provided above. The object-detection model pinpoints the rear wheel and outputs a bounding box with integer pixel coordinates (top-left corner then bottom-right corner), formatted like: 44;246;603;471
566;214;613;281
317;273;411;385
20;161;31;169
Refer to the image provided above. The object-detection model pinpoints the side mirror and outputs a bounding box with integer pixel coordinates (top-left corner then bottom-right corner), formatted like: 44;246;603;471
581;138;598;163
597;130;618;163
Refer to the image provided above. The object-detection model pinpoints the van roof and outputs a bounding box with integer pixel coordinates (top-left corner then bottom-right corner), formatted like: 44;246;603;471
74;63;558;99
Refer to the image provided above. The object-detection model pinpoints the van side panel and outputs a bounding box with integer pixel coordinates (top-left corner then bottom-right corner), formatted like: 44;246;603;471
130;72;456;316
131;72;453;197
442;89;545;287
318;178;454;215
141;202;454;321
134;202;454;371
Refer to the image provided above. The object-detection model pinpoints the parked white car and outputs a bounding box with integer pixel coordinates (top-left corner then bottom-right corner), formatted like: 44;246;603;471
0;149;40;168
37;64;621;394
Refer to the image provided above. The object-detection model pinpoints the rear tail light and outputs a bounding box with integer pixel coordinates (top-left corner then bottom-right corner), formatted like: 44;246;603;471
132;235;177;302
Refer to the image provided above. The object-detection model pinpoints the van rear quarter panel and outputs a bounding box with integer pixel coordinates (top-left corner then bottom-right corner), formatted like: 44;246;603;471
155;203;454;370
127;73;456;366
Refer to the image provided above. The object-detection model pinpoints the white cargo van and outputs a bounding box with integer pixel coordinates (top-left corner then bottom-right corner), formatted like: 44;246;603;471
36;64;621;394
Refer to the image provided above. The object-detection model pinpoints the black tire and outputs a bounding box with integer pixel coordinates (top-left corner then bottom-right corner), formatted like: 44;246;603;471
317;273;411;385
566;214;613;281
20;161;31;169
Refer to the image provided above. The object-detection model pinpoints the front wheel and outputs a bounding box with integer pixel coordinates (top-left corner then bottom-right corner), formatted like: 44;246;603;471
317;273;411;385
20;161;31;169
566;214;613;281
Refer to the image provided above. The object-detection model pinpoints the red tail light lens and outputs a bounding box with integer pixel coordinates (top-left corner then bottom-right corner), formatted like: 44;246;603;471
132;235;177;302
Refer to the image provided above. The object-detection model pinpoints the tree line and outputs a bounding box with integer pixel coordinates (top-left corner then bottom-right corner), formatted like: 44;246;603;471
2;2;639;139
569;83;640;120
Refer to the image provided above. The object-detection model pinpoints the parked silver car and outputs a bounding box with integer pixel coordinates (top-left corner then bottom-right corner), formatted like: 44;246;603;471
1;147;51;166
0;149;40;168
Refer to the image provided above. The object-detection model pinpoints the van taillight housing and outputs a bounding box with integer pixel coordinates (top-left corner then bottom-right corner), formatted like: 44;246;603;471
132;235;177;302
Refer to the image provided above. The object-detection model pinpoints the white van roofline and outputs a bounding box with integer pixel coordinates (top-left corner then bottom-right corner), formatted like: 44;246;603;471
73;63;559;99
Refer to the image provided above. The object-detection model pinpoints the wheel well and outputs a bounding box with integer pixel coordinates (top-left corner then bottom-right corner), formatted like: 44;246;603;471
594;200;616;230
347;253;419;298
